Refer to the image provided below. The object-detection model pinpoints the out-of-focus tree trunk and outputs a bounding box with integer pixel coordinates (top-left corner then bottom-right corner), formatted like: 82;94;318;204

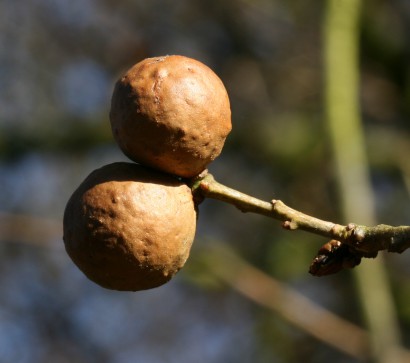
323;0;403;362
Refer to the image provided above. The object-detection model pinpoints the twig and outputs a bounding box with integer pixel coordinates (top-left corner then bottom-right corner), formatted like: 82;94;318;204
190;172;410;276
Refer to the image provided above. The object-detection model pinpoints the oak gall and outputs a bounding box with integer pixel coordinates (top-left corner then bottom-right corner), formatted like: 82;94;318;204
110;55;232;178
63;162;197;291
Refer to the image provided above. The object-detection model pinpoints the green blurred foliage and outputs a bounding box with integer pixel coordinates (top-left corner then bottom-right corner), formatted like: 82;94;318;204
0;0;410;362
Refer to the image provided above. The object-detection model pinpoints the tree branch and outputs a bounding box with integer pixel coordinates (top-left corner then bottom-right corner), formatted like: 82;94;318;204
190;172;410;276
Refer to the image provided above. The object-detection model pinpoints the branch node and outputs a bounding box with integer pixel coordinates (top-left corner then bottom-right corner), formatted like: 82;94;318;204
200;181;210;192
353;227;366;242
282;220;298;230
330;224;343;236
346;223;356;231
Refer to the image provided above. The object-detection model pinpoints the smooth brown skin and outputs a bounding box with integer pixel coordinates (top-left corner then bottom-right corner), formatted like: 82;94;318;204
63;162;197;291
110;55;232;178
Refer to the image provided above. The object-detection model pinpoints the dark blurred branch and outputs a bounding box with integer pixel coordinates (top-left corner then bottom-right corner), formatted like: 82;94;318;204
0;212;63;247
196;243;410;361
191;172;410;276
198;244;370;360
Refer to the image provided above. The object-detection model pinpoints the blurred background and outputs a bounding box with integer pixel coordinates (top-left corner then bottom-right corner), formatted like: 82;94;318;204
1;0;410;362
